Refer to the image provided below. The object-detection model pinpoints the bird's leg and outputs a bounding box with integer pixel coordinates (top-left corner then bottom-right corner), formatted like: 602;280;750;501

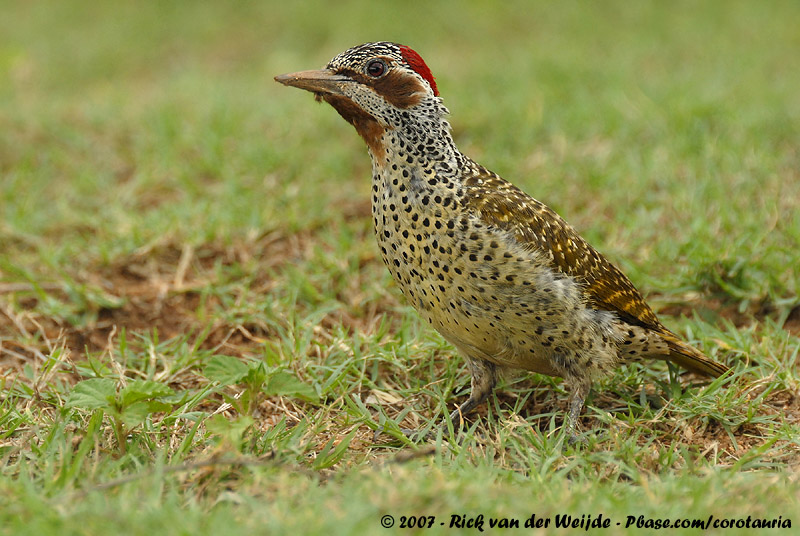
447;357;497;431
373;357;497;442
564;378;591;444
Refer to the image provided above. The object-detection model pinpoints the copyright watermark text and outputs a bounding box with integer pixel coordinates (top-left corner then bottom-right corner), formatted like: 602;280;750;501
378;513;791;531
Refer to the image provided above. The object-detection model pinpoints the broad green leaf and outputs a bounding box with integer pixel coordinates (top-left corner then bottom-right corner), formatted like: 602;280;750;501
117;400;171;429
65;378;116;410
203;355;250;385
244;362;268;389
120;401;151;428
206;414;255;448
265;370;318;402
120;379;174;406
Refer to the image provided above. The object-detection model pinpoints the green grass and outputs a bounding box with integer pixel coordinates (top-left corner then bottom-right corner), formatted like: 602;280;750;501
2;0;800;533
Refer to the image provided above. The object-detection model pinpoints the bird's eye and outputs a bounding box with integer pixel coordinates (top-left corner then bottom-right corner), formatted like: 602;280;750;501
366;60;387;78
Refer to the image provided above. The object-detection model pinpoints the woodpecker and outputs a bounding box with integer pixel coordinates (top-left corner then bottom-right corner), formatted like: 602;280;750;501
275;42;728;440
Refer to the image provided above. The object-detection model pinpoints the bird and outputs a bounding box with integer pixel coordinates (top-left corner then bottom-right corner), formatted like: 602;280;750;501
275;42;729;441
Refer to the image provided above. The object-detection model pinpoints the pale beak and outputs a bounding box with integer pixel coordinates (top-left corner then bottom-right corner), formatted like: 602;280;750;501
274;69;352;96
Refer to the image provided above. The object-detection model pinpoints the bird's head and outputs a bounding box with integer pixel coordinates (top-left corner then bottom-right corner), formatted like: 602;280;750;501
275;42;443;153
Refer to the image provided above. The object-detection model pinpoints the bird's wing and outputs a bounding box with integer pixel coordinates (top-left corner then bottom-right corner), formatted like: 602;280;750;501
463;167;663;331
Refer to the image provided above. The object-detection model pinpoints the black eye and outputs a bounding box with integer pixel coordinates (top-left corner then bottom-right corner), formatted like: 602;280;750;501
366;60;386;78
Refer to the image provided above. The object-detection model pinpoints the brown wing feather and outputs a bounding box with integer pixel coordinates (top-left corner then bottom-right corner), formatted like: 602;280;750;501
461;168;730;379
462;165;662;331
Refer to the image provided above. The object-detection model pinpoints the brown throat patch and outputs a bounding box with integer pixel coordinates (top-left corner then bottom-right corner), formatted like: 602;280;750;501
324;94;387;156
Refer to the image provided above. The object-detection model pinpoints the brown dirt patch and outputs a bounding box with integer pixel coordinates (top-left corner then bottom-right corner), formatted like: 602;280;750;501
1;208;398;373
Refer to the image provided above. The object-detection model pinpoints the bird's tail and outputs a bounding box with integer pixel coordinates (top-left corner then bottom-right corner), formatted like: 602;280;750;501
661;330;730;378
